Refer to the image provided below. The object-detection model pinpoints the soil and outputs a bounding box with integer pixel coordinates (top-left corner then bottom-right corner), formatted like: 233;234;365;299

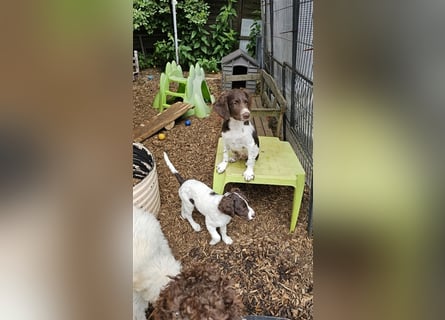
133;69;313;319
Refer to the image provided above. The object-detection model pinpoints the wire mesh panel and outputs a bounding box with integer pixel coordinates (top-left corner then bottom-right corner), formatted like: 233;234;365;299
271;0;293;71
262;0;313;189
294;1;313;82
291;75;313;185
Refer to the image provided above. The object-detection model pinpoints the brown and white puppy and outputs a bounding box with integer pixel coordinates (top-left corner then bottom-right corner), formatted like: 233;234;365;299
164;152;255;245
214;89;260;181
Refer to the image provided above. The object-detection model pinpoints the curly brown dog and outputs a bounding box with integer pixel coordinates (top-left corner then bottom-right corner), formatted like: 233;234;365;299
152;263;245;320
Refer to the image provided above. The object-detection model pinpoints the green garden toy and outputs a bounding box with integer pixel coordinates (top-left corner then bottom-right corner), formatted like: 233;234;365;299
153;61;214;118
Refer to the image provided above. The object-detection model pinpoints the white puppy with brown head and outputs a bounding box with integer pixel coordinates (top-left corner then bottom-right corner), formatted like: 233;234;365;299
163;152;255;245
213;88;260;181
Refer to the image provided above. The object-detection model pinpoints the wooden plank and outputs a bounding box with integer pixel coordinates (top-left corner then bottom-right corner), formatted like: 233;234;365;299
261;91;273;109
253;95;263;109
253;107;281;113
224;73;261;82
252;116;275;137
133;102;193;142
252;116;265;136
260;70;287;106
271;95;278;110
276;114;284;140
262;117;275;137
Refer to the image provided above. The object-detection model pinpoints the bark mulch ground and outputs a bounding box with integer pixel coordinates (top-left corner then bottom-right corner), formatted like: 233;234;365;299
133;69;313;319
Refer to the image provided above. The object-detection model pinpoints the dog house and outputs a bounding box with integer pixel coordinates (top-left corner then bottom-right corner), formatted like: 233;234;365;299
221;49;259;92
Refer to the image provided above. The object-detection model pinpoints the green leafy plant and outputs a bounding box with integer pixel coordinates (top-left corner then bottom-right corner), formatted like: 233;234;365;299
133;0;171;35
178;43;195;66
133;0;239;71
210;0;238;62
197;57;219;73
247;20;261;57
138;52;154;70
153;38;175;67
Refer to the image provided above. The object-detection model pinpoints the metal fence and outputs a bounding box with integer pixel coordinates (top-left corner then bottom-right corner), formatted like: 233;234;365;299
261;0;313;190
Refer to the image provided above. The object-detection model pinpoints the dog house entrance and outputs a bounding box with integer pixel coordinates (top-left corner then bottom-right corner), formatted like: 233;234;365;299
232;65;247;89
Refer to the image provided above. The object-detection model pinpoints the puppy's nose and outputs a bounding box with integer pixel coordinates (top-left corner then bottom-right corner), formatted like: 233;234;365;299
242;111;250;120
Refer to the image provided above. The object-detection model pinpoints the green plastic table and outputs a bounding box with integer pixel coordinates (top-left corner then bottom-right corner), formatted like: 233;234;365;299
213;136;305;232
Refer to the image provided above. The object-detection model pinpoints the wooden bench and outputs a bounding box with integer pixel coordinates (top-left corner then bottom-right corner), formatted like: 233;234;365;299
223;70;287;139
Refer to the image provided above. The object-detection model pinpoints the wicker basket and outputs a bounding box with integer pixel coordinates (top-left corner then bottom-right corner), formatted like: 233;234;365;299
133;145;161;216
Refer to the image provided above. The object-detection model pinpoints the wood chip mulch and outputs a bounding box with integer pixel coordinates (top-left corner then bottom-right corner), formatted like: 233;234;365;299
133;69;313;319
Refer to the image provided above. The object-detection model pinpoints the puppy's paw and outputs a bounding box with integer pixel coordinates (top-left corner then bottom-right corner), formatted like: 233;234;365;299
209;238;220;245
217;161;228;173
222;236;233;245
243;168;255;181
191;223;201;232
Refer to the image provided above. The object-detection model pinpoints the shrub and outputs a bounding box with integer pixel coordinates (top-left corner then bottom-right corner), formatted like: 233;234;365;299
247;20;261;57
133;0;239;71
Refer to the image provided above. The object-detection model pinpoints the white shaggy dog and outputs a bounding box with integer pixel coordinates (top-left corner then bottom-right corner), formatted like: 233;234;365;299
133;206;181;320
163;152;255;245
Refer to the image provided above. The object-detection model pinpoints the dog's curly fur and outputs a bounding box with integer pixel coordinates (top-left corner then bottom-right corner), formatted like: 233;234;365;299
133;206;181;320
152;264;245;320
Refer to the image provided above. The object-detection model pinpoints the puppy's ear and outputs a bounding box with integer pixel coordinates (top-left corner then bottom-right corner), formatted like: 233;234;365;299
218;194;235;216
213;92;230;120
242;89;253;110
230;188;247;199
229;187;241;194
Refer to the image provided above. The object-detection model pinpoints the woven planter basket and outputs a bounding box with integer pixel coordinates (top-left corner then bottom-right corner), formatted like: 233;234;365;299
133;145;161;216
